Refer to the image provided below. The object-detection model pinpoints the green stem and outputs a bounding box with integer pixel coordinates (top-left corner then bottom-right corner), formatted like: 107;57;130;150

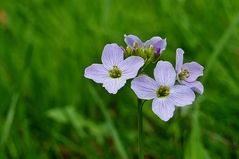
138;99;144;159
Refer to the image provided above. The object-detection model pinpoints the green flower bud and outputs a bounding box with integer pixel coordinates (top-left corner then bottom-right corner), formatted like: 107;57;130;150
133;42;139;49
145;45;157;63
125;46;133;58
138;48;147;59
147;45;155;58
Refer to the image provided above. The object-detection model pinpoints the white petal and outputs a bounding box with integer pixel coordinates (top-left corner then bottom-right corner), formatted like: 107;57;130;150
101;44;124;69
183;81;204;94
182;62;204;82
103;78;126;94
154;61;176;86
119;56;144;79
131;75;158;100
169;85;195;107
176;48;184;73
84;64;108;83
152;98;175;121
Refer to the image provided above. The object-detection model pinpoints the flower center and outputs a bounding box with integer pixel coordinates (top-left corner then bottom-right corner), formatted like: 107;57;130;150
156;85;170;98
109;66;122;78
178;69;190;80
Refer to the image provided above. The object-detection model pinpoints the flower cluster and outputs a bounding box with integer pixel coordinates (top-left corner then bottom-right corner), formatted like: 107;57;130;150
84;34;204;121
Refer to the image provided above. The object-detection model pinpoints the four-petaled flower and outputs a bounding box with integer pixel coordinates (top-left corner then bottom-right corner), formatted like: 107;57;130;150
84;35;204;122
124;34;167;57
176;48;204;94
84;43;144;94
131;61;195;121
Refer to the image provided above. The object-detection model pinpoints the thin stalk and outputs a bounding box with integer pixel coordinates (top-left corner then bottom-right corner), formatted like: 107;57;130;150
137;99;144;159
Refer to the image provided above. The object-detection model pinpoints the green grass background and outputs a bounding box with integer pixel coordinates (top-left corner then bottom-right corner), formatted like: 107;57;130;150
0;0;239;158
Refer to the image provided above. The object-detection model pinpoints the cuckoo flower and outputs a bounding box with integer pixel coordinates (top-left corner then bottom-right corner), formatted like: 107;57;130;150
176;48;204;94
84;43;144;94
131;61;195;121
124;34;167;57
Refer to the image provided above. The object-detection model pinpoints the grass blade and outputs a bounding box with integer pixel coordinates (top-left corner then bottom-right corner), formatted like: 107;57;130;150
1;93;19;146
89;85;129;159
185;12;239;159
203;13;239;82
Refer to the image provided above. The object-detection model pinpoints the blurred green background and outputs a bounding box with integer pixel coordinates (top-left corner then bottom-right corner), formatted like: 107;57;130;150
0;0;239;158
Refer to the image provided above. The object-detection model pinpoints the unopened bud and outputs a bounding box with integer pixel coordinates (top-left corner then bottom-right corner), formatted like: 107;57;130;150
133;42;139;49
138;48;147;59
147;45;154;58
124;46;133;58
146;45;157;62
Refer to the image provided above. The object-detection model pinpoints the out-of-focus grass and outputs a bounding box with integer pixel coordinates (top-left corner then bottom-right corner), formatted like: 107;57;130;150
0;0;239;158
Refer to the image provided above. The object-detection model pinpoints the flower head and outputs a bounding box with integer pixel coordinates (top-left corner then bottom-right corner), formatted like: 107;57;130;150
131;61;195;121
84;43;144;94
124;34;167;57
176;48;204;94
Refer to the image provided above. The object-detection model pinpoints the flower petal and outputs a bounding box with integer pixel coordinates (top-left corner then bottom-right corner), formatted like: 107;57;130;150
154;61;176;86
84;64;108;83
182;62;204;82
169;85;195;107
124;34;143;48
131;75;158;100
144;37;167;55
119;56;144;79
152;98;175;121
101;43;124;69
182;81;204;94
176;48;184;73
103;78;126;94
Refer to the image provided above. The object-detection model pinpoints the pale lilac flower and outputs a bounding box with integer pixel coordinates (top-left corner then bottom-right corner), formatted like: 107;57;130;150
84;43;144;94
176;48;204;94
131;61;195;121
124;34;167;57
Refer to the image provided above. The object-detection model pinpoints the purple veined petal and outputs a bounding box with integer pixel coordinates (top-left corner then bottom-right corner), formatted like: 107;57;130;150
169;85;195;107
84;64;108;83
144;37;167;55
101;43;124;70
152;97;175;121
176;48;184;73
182;80;204;94
131;75;158;100
154;61;176;86
182;62;204;82
124;34;143;48
118;56;144;79
103;78;126;94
